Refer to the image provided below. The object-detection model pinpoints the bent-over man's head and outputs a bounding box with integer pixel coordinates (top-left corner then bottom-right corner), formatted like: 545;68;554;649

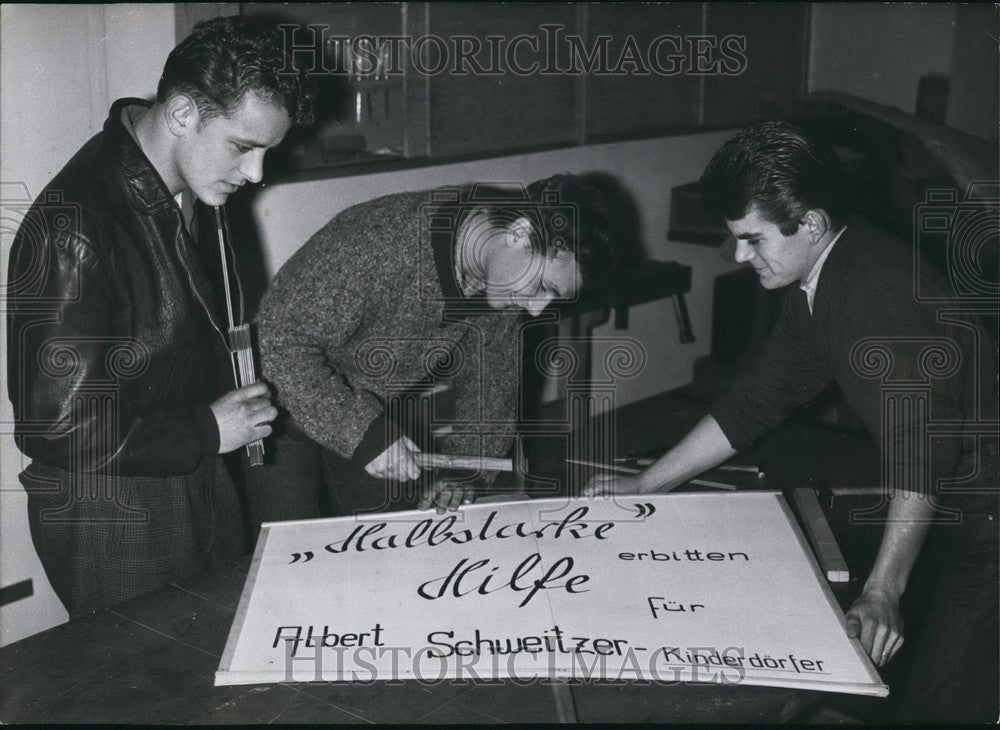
456;174;616;316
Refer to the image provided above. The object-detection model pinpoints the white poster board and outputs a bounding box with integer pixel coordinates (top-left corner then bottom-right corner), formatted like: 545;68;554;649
216;492;886;696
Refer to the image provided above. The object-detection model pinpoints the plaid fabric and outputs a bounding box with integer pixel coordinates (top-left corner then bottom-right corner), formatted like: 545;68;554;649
21;458;244;618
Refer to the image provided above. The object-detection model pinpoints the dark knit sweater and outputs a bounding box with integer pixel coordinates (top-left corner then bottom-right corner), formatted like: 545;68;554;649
257;190;522;472
711;221;998;515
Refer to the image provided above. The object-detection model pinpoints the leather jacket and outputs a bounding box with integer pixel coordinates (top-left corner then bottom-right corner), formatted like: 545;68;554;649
6;98;229;477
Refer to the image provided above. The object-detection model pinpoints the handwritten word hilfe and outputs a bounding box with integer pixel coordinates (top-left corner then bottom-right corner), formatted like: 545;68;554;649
418;552;590;608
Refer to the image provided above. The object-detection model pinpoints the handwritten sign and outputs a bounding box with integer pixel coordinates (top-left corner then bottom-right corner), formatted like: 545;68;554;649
216;492;886;696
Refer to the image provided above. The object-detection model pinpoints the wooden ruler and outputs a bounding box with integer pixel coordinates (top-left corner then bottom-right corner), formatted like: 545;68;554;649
414;453;513;472
793;487;850;583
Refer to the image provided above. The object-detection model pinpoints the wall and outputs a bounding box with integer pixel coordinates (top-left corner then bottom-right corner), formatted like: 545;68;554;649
0;3;176;646
808;4;956;115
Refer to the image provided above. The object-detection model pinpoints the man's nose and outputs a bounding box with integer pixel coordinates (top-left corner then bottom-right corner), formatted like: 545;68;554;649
734;239;754;263
240;150;265;184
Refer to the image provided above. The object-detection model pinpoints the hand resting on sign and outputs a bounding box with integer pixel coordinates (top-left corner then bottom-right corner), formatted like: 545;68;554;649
365;436;421;481
419;479;478;514
583;471;655;497
583;416;737;497
843;486;933;669
845;587;904;667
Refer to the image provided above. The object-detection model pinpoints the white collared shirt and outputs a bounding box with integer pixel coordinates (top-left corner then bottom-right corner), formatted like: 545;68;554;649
800;227;846;314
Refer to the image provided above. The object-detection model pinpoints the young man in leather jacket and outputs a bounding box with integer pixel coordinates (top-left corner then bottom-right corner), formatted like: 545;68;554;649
5;16;312;616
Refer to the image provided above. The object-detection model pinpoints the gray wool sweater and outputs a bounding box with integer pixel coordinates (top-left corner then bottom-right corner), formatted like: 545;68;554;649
257;190;523;472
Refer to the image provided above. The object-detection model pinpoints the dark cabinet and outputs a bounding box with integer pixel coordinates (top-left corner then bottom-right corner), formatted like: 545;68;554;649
702;3;809;125
584;3;703;139
424;3;579;156
229;3;809;175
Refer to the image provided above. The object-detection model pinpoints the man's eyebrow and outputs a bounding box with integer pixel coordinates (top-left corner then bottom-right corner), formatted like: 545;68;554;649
231;135;267;148
734;231;761;239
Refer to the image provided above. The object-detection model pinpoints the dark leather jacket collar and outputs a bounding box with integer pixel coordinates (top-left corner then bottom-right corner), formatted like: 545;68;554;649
104;98;226;337
105;98;178;214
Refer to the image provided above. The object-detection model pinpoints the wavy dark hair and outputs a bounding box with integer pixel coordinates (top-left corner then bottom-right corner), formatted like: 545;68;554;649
700;121;850;234
157;16;314;127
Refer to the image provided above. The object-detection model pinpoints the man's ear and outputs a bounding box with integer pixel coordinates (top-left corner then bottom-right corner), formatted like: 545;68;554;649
164;94;199;138
802;209;832;244
505;216;534;249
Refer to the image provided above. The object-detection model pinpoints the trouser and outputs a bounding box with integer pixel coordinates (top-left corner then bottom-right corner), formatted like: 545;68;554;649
244;421;422;534
894;510;999;723
21;458;244;618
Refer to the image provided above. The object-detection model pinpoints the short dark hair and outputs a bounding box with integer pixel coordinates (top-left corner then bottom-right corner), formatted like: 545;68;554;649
700;121;850;235
157;16;314;126
524;173;615;297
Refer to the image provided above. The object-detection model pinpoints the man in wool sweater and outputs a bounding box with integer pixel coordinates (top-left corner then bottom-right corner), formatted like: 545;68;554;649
253;175;614;522
586;122;998;722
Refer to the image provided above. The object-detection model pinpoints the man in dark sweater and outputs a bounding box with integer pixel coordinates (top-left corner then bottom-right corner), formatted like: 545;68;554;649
254;176;614;520
586;122;998;722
